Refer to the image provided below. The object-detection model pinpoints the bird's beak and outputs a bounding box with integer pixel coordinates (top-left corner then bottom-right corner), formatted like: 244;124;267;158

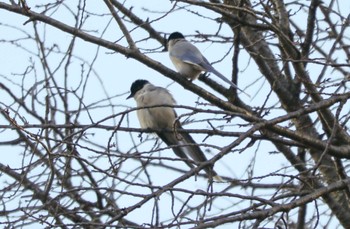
163;34;168;51
126;93;133;99
163;42;168;52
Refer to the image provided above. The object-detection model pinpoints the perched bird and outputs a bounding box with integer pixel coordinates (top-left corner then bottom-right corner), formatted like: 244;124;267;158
127;79;220;180
167;31;247;95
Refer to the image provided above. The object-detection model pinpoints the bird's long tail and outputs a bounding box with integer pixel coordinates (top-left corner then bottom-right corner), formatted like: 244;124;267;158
157;130;222;181
204;62;250;97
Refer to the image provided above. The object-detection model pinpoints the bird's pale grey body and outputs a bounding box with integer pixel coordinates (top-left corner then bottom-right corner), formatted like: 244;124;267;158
168;32;248;96
128;80;220;179
133;83;176;130
168;39;205;80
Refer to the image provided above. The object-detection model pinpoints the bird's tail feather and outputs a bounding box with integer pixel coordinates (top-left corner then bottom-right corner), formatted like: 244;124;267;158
157;130;221;180
157;132;194;170
179;132;223;182
204;63;250;97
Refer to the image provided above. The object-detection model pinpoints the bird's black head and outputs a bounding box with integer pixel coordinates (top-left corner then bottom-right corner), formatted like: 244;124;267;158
167;32;185;42
127;79;149;99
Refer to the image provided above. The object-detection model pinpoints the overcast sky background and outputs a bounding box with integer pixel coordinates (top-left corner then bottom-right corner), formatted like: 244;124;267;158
1;0;349;228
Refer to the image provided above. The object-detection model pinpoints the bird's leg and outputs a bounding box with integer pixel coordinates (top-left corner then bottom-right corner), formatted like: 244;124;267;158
137;132;144;142
201;72;210;79
138;127;153;142
187;77;194;83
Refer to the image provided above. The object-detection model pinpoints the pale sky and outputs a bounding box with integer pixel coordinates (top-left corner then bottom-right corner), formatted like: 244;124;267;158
0;1;349;228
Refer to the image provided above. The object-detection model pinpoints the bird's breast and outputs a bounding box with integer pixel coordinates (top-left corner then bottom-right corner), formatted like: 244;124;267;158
170;56;203;80
137;106;175;129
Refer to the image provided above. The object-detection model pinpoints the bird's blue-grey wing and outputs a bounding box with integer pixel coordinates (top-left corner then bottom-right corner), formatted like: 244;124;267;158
171;41;249;96
170;41;205;66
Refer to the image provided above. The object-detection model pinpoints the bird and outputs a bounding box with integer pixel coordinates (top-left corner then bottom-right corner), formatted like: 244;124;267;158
127;79;221;180
167;31;248;95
